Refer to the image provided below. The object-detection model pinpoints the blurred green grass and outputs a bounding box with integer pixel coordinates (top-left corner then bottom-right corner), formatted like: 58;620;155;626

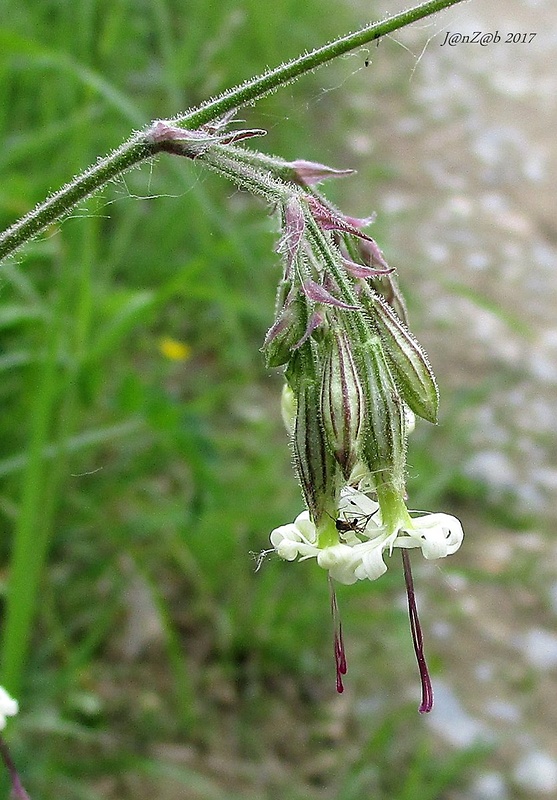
0;1;484;797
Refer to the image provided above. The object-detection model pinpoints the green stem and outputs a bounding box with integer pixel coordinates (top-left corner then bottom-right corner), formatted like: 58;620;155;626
176;0;465;129
376;483;413;533
197;145;289;204
317;515;340;549
0;0;465;261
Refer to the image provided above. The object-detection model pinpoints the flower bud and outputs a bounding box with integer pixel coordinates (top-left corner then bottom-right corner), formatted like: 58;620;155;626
366;269;409;325
360;286;439;424
320;328;364;479
293;371;341;526
356;335;407;494
280;383;297;436
262;293;307;368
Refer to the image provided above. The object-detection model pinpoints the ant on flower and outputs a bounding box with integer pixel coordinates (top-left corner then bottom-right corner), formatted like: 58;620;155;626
334;511;375;535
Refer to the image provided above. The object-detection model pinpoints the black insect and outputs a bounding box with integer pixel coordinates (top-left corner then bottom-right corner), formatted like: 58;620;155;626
335;512;375;535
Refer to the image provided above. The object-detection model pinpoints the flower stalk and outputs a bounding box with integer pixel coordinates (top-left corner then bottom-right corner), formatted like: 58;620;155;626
0;0;465;262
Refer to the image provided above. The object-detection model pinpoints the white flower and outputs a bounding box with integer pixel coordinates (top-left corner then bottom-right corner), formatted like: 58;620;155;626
270;510;318;561
339;486;380;519
269;488;463;585
0;686;18;730
396;512;464;559
317;545;361;585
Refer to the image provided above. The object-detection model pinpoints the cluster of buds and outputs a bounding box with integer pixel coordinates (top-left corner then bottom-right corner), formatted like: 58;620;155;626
147;119;464;711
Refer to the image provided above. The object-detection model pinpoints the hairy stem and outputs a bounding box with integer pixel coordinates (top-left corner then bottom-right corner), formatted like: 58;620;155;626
0;0;464;261
177;0;465;130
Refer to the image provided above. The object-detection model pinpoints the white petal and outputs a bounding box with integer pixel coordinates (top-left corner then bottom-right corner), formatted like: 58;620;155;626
317;544;358;585
419;526;450;559
0;686;18;719
435;513;465;553
269;523;298;547
340;487;380;517
315;544;353;568
407;513;464;559
296;543;322;559
275;539;302;561
354;544;388;581
270;521;321;562
270;525;301;560
294;511;317;543
270;515;315;547
329;565;359;585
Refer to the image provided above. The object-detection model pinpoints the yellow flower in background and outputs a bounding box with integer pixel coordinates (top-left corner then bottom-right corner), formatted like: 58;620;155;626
159;336;191;362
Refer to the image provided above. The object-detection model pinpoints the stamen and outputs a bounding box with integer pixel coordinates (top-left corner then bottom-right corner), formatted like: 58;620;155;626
329;576;347;693
0;735;30;799
401;550;433;713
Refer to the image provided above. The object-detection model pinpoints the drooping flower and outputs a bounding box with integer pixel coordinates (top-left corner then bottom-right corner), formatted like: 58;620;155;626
269;487;463;708
147;105;462;714
270;487;462;584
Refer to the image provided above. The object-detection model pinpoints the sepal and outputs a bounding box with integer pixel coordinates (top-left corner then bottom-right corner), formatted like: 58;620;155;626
360;286;439;423
320;328;364;479
292;368;341;526
356;336;407;494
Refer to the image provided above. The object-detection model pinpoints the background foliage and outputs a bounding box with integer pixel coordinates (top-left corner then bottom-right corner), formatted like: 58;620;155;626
0;1;488;798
